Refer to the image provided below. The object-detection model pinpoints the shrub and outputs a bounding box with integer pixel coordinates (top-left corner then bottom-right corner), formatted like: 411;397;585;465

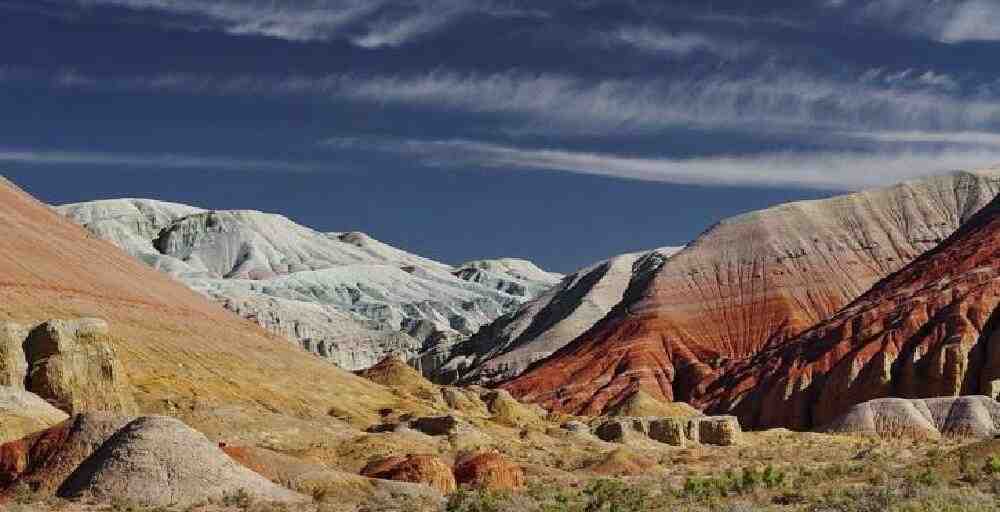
582;479;650;512
983;455;1000;476
447;489;512;512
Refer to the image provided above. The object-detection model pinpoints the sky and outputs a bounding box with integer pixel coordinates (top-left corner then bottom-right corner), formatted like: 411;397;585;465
4;1;1000;272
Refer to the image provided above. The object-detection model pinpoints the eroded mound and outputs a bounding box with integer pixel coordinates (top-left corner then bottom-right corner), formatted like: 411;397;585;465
58;416;305;506
0;414;129;494
454;451;525;490
360;454;457;495
824;396;1000;439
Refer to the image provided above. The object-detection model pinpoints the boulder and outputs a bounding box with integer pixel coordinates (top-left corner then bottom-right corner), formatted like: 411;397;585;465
57;416;306;506
0;387;69;445
410;416;462;436
453;452;525;491
23;319;137;415
648;418;687;446
695;416;742;446
360;455;457;495
0;323;27;388
593;418;648;443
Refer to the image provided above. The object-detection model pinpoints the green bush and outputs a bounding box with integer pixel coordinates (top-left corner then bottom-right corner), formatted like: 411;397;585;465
447;489;512;512
582;479;650;512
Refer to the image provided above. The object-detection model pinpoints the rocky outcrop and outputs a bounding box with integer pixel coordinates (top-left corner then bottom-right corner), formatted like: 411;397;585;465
821;397;1000;439
703;186;1000;430
592;415;741;446
58;199;560;371
21;320;136;415
0;324;27;388
504;169;1000;415
453;451;525;491
453;259;561;298
429;248;681;384
0;414;131;493
0;387;68;444
56;416;306;506
360;455;457;494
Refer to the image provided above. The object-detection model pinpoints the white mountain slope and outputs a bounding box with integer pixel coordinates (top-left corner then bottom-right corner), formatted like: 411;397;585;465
57;199;561;370
423;246;684;384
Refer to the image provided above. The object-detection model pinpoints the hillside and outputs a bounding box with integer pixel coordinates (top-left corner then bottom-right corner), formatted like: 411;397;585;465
57;199;561;370
701;189;1000;429
0;176;404;429
502;169;1000;415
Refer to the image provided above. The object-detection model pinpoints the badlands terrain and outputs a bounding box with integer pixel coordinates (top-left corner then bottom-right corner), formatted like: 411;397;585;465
4;169;1000;511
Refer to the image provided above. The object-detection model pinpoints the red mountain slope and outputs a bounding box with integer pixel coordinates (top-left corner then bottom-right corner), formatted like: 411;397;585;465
502;170;1000;415
701;192;1000;429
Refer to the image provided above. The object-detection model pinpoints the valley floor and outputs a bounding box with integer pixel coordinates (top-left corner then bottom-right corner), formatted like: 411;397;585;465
7;431;1000;512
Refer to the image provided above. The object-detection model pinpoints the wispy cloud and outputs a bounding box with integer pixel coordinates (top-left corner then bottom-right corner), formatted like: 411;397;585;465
325;136;1000;190
830;0;1000;43
14;65;1000;137
70;0;546;46
602;26;752;59
0;148;317;172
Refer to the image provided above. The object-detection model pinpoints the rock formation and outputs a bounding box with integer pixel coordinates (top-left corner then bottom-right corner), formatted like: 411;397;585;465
360;454;458;494
591;415;741;446
0;323;27;388
222;444;443;505
822;396;1000;439
0;387;68;444
453;451;525;490
57;199;560;370
0;414;131;492
57;416;306;506
503;169;1000;415
429;248;682;384
702;185;1000;429
20;319;137;415
0;175;406;429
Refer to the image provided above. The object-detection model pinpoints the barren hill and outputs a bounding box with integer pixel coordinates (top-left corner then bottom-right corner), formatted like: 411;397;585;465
57;199;560;370
502;169;1000;415
702;189;1000;429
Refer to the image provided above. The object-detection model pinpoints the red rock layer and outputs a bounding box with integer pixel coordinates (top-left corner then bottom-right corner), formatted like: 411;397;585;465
453;452;525;491
700;194;1000;429
503;171;1000;415
360;455;457;494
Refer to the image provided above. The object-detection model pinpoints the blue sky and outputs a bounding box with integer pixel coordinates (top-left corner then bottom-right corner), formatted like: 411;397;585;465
4;1;1000;272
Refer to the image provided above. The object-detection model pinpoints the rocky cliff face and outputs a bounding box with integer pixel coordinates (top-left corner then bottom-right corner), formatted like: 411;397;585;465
503;169;1000;416
57;200;560;370
427;248;682;384
700;190;1000;430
